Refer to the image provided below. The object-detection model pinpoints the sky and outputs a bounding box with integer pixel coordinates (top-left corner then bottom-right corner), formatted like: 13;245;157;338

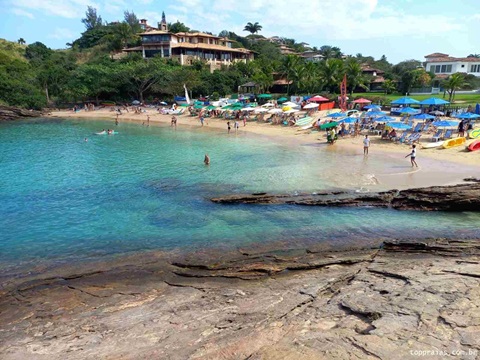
0;0;479;64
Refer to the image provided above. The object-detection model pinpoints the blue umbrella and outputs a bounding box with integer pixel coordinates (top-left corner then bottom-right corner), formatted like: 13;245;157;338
365;111;386;117
338;117;358;124
432;120;460;127
364;104;381;109
419;97;450;105
391;97;420;105
456;112;480;119
475;104;480;115
327;112;347;118
375;116;396;122
413;113;435;120
400;107;419;115
387;122;412;130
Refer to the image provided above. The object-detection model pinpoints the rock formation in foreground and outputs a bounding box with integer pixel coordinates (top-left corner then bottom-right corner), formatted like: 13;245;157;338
0;238;479;359
0;105;44;121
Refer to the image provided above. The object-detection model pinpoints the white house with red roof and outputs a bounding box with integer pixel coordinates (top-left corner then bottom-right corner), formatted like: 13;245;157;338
424;53;480;76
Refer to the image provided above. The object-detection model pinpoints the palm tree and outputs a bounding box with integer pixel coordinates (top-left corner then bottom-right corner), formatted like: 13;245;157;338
443;73;467;102
319;58;344;93
383;79;396;94
345;59;369;94
17;38;26;45
280;55;300;95
243;22;262;35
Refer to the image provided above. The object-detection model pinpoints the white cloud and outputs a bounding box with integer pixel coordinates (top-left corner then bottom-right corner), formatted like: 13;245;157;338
11;8;35;19
48;27;76;40
10;0;99;19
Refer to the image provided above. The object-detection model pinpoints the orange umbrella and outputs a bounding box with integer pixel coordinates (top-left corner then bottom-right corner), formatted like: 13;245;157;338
353;98;372;104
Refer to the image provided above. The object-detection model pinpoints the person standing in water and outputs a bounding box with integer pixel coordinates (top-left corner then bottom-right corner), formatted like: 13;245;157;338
227;121;231;134
204;154;210;165
115;114;119;125
363;135;370;155
234;120;239;133
405;144;418;167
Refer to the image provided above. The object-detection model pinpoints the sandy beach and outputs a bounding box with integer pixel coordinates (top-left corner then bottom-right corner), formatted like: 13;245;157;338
49;107;480;190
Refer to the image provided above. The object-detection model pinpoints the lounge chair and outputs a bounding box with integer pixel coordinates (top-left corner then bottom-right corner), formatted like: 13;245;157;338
412;123;422;133
405;133;421;144
394;132;407;143
443;129;453;140
431;130;443;142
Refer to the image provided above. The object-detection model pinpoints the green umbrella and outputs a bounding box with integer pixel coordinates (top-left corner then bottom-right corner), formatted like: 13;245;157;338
257;94;272;99
194;104;203;109
277;97;288;103
206;105;217;110
320;121;338;130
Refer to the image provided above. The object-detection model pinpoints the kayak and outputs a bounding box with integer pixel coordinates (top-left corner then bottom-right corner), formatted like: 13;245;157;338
469;128;480;139
467;139;480;152
442;137;466;149
422;141;444;149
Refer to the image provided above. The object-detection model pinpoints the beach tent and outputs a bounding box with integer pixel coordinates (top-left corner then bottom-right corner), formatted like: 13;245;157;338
400;107;420;115
277;97;288;103
419;97;450;105
432;120;460;127
413;113;435;120
456;112;480;119
309;95;329;102
364;104;381;109
387;122;412;130
320;121;338;130
391;97;420;105
353;98;372;104
257;94;272;99
327;112;347;118
303;103;319;109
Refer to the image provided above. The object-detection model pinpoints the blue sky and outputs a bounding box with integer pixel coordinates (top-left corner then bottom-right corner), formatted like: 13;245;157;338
1;0;479;63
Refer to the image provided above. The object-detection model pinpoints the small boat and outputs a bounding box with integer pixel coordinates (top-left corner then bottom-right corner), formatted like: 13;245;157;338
442;137;466;149
467;139;480;152
469;128;480;139
422;141;444;149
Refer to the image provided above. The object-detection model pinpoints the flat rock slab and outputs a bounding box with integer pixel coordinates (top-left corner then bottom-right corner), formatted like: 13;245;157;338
1;239;479;359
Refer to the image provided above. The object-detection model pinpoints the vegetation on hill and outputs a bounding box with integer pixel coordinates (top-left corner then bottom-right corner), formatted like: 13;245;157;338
1;7;479;110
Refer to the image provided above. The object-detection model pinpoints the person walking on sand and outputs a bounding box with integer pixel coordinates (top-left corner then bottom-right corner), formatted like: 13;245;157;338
243;115;247;127
405;144;418;167
204;154;210;165
363;135;370;155
234;120;239;133
227;121;231;134
200;116;204;127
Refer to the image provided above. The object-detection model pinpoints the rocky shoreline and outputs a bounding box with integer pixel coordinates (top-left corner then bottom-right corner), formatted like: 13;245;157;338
0;105;44;121
212;182;480;211
1;238;479;359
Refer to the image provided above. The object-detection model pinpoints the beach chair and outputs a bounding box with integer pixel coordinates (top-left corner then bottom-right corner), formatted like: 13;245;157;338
402;132;417;144
431;129;443;142
394;132;407;143
412;123;422;133
443;129;453;140
405;133;421;145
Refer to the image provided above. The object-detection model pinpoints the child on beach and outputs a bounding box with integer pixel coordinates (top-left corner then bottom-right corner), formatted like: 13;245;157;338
363;135;370;155
405;145;418;167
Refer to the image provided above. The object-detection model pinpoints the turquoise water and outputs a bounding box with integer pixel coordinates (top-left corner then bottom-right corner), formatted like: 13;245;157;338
1;118;479;269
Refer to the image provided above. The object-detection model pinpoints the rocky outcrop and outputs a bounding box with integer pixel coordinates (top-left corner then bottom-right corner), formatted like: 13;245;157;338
0;105;43;121
0;239;479;359
211;182;480;211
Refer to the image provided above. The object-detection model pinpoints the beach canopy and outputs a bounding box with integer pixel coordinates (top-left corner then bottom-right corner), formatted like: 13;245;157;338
277;97;288;103
309;95;329;102
327;112;347;118
400;107;420;114
353;98;372;104
456;112;480;119
391;97;420;105
432;120;460;127
413;113;436;120
303;103;319;109
387;122;412;130
375;116;396;122
419;97;450;105
320;121;338;130
364;104;381;109
257;94;272;99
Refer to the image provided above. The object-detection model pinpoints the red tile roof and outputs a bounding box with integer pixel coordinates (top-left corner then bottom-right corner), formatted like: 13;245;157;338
426;56;480;63
425;53;449;58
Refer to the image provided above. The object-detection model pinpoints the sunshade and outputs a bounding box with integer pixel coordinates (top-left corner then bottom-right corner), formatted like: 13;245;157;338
282;106;292;111
267;108;283;114
320;121;338;130
303;103;319;109
309;95;329;102
194;104;203;109
327;112;347;118
159;101;168;105
277;97;288;103
419;97;450;105
432;120;460;127
205;105;217;110
375;116;396;122
364;104;381;109
456;112;480;119
429;110;445;116
262;103;274;107
391;97;420;105
353;98;372;104
399;107;419;114
282;101;300;107
338;117;358;124
254;107;269;113
387;122;412;130
365;111;386;117
284;109;299;114
242;107;255;112
257;94;272;99
413;113;435;120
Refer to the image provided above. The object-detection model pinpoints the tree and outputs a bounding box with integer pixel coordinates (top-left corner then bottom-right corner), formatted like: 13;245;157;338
82;6;103;31
168;21;190;33
319;58;344;93
443;73;467;102
243;22;262;35
467;54;480;58
280;55;301;95
319;45;343;60
17;38;26;45
345;59;369;94
124;11;142;34
383;79;396;94
25;42;52;63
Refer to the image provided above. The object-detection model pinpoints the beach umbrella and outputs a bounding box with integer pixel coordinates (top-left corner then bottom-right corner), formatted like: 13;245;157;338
375;116;396;122
419;97;450;105
391;97;420;105
456;112;480;119
387;122;413;130
257;94;272;99
432;120;460;127
282;101;300;108
284;109;299;114
159;101;168;105
254;107;269;113
132;100;140;105
277;97;288;103
194;104;203;109
267;108;283;114
353;98;372;104
365;111;386;117
327;112;347;118
320;121;338;130
429;110;445;116
400;107;419;115
303;103;319;109
242;107;255;112
282;106;292;111
309;95;329;102
364;104;381;109
262;102;274;107
338;117;358;124
413;113;435;120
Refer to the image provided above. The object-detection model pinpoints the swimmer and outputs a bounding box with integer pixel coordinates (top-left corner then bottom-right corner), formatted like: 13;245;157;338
84;137;88;142
204;154;210;165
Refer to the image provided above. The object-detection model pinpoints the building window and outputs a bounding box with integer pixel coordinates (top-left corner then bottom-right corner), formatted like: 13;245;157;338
471;64;480;72
430;64;452;73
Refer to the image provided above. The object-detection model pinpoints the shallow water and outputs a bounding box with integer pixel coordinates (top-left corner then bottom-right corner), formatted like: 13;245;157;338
1;118;479;270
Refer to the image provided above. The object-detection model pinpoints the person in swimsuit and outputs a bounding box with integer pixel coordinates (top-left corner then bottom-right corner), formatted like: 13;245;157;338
363;135;370;155
204;154;210;165
227;121;231;134
405;144;418;167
